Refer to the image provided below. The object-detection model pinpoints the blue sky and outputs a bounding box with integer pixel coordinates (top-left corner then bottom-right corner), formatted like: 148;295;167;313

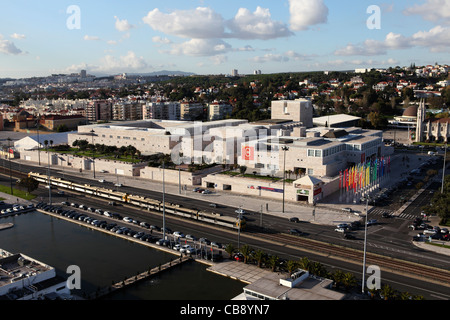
0;0;449;78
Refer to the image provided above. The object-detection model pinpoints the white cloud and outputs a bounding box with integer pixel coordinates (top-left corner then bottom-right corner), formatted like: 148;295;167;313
251;53;289;63
403;0;450;24
143;7;224;39
84;35;100;41
168;39;232;56
410;25;450;52
114;16;135;32
209;55;228;65
152;36;172;44
225;6;293;40
285;50;316;61
334;26;450;56
98;51;148;72
288;0;328;31
0;35;22;55
11;33;26;40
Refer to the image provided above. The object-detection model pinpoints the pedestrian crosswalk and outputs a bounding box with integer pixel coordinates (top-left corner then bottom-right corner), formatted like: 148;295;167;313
368;208;418;220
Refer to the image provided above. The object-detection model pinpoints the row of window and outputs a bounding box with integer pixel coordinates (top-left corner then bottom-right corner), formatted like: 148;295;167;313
101;134;145;141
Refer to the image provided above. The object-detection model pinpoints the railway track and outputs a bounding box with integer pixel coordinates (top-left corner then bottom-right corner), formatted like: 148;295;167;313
250;231;450;286
4;167;450;286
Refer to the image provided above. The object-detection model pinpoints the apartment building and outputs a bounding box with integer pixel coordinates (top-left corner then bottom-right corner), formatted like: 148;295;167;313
113;101;143;121
84;100;113;122
271;99;313;128
207;101;232;121
180;100;204;121
143;101;180;120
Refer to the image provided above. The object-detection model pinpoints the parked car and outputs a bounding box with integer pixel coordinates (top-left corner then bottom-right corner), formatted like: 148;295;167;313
289;228;303;236
233;253;244;262
173;231;185;238
180;245;195;254
140;222;150;229
156;239;169;246
185;234;197;241
123;217;133;223
367;219;377;226
341;208;352;213
202;190;212;194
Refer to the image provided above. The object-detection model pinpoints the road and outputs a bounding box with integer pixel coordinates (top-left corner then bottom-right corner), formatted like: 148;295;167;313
2;158;450;300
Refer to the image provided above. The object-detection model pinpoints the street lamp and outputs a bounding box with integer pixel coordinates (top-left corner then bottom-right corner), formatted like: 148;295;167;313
361;195;370;294
36;115;41;165
162;161;166;241
282;146;289;213
44;140;53;204
442;144;447;194
7;138;13;196
90;129;96;179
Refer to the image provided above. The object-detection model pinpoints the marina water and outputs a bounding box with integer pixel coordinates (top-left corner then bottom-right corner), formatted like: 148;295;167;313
0;211;245;300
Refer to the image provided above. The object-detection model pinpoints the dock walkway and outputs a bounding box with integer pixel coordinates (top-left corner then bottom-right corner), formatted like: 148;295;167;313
88;255;193;300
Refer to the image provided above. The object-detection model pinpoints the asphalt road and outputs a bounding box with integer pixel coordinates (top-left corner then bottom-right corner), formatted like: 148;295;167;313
2;158;450;300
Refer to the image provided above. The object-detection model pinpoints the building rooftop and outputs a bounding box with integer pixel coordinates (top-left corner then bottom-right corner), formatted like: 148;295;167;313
0;252;52;288
243;270;346;300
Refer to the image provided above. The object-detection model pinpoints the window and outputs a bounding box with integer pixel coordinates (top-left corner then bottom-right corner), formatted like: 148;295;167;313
308;149;314;157
315;150;321;157
307;168;314;175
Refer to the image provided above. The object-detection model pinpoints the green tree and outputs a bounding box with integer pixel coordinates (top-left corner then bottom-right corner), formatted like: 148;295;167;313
224;243;236;259
252;249;266;268
17;177;39;194
267;255;280;272
341;272;357;292
380;284;396;300
240;244;252;264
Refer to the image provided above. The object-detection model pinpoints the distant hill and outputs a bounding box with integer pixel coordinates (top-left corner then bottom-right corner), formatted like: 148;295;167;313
126;70;196;77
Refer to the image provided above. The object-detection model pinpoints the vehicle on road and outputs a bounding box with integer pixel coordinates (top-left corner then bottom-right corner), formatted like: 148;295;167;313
173;231;185;238
289;217;300;223
289;228;303;236
335;227;346;233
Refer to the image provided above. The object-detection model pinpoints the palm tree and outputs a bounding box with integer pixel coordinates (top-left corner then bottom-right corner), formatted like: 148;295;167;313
224;243;236;259
240;244;252;264
298;256;311;271
267;255;279;272
252;249;266;268
399;291;412;300
341;272;357;292
380;284;396;300
368;287;379;299
332;270;345;290
286;260;298;274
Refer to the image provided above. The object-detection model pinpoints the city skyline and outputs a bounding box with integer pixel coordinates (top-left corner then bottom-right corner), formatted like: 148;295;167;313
0;0;449;78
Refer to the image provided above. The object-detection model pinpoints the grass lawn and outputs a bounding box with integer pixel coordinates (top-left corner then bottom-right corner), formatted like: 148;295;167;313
0;184;36;200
